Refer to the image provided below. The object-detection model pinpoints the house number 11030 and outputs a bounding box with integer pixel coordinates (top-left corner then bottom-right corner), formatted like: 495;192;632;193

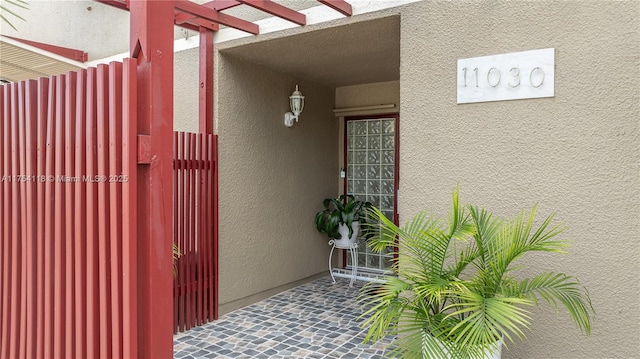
457;48;555;104
462;66;545;88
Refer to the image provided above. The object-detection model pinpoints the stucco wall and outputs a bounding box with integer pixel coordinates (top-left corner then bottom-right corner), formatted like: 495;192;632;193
174;48;199;132
215;53;338;313
335;81;400;115
399;1;639;358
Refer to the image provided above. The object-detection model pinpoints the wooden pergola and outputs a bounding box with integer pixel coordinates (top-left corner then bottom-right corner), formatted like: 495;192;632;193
93;1;352;358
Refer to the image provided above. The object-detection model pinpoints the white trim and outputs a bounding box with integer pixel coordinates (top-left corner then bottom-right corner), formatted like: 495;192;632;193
333;104;395;114
331;267;393;283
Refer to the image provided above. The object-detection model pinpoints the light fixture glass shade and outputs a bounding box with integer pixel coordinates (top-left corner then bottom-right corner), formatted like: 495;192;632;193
289;85;304;116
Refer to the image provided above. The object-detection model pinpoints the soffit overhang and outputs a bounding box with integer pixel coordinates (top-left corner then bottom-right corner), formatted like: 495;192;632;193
0;36;86;83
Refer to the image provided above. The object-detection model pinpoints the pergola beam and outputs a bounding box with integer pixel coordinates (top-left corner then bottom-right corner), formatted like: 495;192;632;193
174;13;220;32
317;0;352;16
96;0;253;34
202;0;242;11
2;35;88;62
95;0;128;11
174;0;259;35
236;0;306;26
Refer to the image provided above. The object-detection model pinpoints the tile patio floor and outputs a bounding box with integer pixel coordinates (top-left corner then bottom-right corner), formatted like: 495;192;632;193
173;276;396;358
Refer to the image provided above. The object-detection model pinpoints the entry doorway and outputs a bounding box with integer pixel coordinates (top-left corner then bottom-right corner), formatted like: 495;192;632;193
344;114;399;274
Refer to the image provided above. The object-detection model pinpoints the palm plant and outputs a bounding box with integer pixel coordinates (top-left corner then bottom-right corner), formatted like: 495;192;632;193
1;0;28;31
358;188;594;359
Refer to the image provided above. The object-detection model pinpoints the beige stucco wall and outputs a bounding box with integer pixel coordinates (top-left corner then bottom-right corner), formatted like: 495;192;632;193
215;53;338;313
173;48;199;132
335;81;400;115
399;1;639;358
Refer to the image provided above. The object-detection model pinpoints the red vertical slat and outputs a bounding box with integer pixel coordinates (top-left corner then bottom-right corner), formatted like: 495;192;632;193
122;58;138;359
9;82;22;359
0;84;7;359
64;71;77;359
196;133;207;325
199;134;207;324
0;84;13;358
73;69;88;359
189;134;194;328
192;135;199;326
188;133;196;328
18;81;28;359
96;64;112;359
213;134;219;320
43;77;58;359
197;134;204;326
23;80;38;359
35;77;50;359
181;132;187;331
52;74;66;359
181;132;189;331
202;134;209;322
85;67;100;359
173;133;180;333
108;61;124;359
208;134;216;321
181;132;188;331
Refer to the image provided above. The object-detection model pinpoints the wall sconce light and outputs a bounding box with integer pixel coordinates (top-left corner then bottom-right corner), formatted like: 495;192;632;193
284;85;305;127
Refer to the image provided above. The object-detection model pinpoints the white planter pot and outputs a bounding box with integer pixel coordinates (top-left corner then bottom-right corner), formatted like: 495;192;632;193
332;222;360;248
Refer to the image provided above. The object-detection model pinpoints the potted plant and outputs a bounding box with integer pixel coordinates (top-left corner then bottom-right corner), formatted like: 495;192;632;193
315;194;372;247
358;188;594;359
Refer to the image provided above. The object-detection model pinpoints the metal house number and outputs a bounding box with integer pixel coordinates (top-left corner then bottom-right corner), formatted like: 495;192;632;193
457;48;555;104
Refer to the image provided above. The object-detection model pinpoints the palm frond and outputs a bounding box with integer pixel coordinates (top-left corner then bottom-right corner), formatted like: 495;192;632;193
514;272;594;335
444;290;532;354
0;0;28;31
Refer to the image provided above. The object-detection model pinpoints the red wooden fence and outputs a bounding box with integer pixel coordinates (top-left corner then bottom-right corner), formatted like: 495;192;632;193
0;60;138;359
173;131;217;333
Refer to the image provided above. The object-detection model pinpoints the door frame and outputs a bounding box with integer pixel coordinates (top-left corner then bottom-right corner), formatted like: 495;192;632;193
342;113;400;269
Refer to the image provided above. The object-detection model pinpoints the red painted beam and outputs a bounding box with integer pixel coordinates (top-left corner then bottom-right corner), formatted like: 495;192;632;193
317;0;352;16
202;0;242;11
199;29;214;135
2;35;89;62
94;0;128;11
237;0;306;26
174;13;220;32
174;0;259;35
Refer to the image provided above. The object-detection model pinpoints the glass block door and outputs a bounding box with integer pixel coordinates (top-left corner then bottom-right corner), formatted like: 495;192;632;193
345;116;398;273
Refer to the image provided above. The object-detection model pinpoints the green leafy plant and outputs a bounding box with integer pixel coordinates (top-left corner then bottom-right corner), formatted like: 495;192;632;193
1;0;28;31
358;188;594;358
315;194;373;239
